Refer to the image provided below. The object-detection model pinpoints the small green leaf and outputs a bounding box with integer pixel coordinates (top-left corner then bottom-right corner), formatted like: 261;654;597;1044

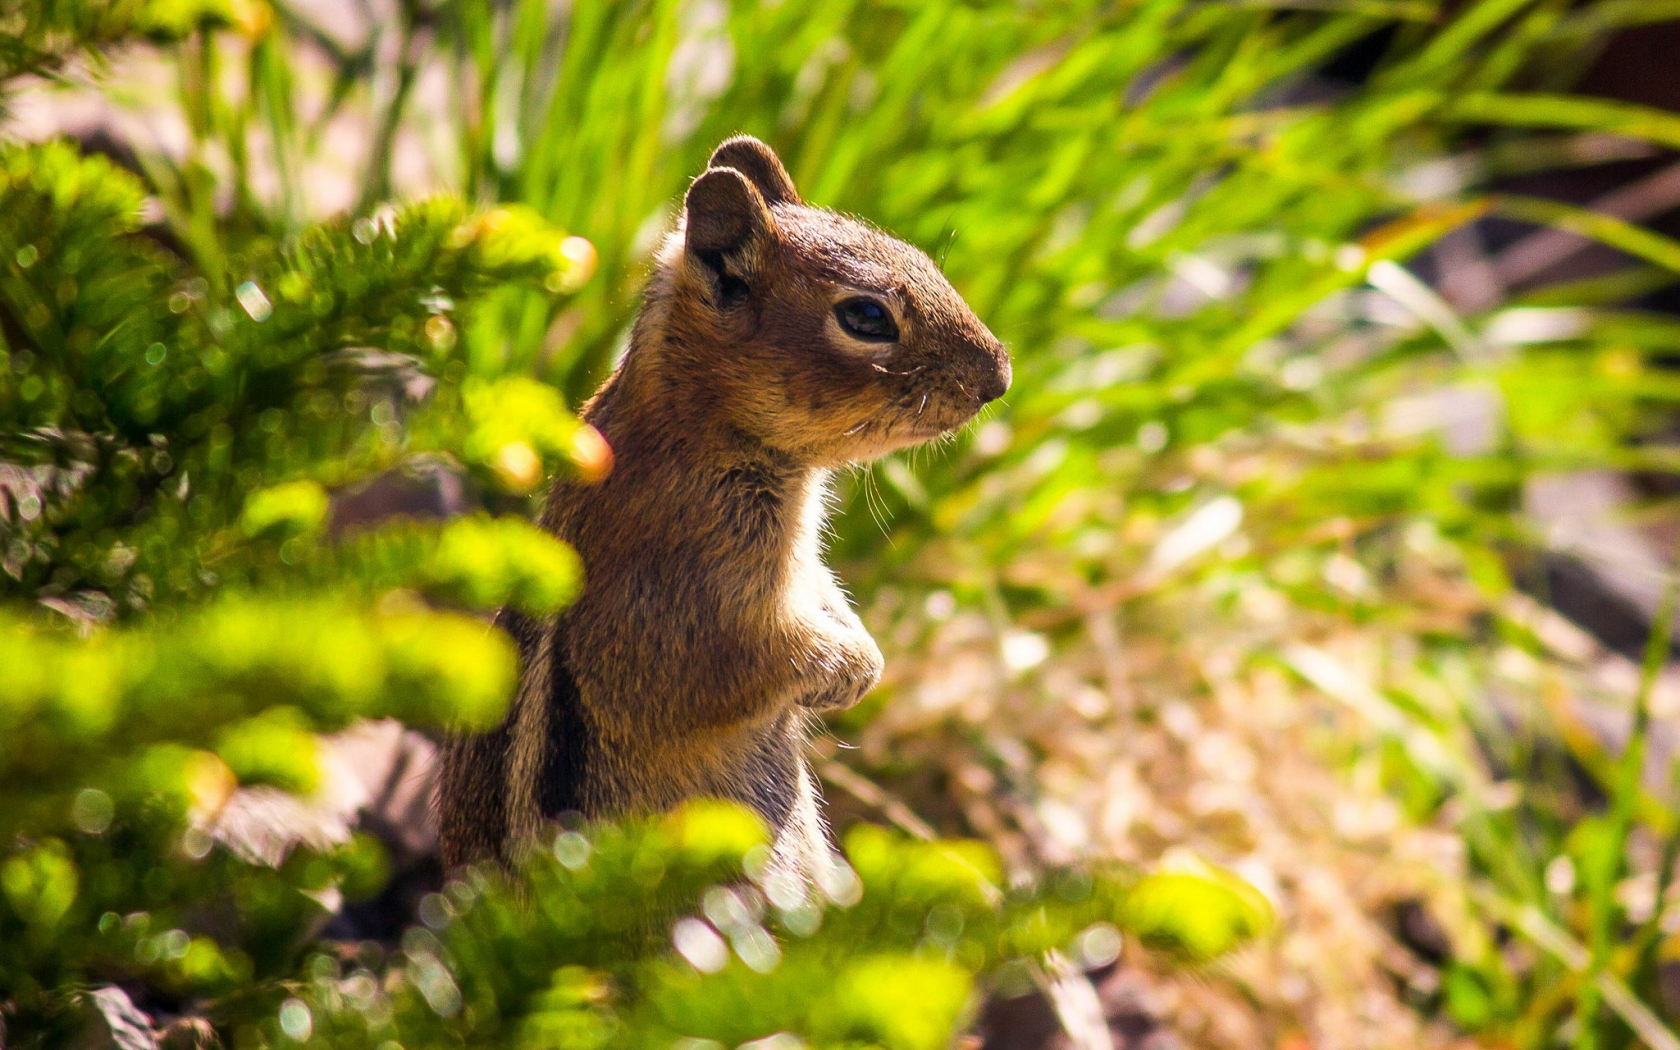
666;799;770;870
1119;860;1273;961
240;480;329;538
1;839;78;931
1443;965;1496;1030
213;706;320;794
427;516;583;615
811;955;974;1050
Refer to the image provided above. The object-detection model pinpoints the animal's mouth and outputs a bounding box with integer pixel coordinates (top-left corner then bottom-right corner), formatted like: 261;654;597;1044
903;420;965;438
906;395;992;435
835;409;979;462
884;412;978;444
837;386;992;456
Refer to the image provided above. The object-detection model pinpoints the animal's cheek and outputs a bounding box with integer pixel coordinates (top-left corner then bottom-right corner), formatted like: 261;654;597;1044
782;379;870;425
784;343;875;388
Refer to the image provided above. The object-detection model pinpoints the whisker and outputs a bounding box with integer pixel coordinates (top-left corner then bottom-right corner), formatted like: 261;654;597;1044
864;466;891;540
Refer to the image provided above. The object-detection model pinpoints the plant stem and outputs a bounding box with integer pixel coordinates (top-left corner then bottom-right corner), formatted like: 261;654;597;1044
1574;547;1680;1049
357;0;421;216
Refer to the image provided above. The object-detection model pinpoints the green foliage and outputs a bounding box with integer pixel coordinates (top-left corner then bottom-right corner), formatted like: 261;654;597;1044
0;0;228;81
0;597;517;837
6;0;1680;1047
0;16;611;1039
281;804;1257;1050
0;140;592;616
1119;863;1275;961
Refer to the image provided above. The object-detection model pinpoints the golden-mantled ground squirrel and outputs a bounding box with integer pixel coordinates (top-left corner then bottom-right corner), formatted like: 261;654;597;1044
438;136;1010;881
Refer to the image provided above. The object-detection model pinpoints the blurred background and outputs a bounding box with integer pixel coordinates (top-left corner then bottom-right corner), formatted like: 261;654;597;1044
11;0;1680;1047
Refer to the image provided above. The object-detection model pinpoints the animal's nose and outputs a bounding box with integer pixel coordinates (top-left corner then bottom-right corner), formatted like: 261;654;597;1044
979;352;1011;404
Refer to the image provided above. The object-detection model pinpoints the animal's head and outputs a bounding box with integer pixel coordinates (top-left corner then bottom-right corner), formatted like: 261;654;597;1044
644;136;1010;467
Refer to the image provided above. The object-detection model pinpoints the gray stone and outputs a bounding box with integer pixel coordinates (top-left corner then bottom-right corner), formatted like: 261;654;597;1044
73;987;157;1050
158;1018;221;1050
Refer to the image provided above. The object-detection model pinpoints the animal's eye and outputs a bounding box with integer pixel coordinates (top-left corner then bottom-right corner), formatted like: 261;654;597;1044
835;297;898;342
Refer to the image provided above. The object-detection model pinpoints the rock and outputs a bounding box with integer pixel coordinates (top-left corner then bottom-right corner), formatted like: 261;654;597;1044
1525;471;1677;657
208;719;438;870
158;1018;221;1050
330;459;472;535
72;987;156;1050
975;965;1180;1050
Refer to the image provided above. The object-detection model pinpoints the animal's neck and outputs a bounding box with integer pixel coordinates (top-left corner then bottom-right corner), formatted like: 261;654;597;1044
583;327;825;565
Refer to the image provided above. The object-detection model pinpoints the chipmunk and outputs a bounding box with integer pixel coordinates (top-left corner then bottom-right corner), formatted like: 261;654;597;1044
437;136;1010;881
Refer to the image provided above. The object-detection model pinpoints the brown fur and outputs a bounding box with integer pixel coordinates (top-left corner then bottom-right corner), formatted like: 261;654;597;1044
437;137;1010;879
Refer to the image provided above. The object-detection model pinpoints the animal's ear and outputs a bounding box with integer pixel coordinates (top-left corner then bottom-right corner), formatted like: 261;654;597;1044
707;135;800;206
683;167;776;304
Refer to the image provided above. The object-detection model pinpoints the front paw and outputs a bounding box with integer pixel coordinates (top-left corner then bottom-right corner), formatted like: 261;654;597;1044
800;636;883;711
